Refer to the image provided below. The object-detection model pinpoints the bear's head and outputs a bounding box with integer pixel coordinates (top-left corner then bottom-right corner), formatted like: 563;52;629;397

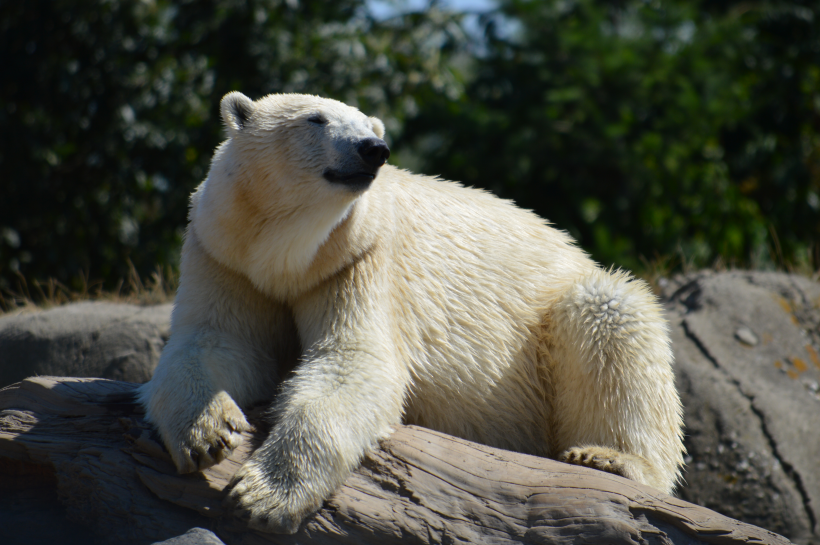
192;92;390;294
221;91;388;193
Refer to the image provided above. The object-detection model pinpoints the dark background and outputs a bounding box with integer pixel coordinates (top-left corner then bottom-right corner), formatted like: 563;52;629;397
2;0;819;292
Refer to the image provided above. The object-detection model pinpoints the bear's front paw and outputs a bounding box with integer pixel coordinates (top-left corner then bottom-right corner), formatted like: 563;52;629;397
559;446;664;490
166;391;251;473
225;457;322;534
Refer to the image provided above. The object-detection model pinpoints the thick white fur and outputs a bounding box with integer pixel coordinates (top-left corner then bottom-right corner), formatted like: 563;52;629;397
139;92;685;534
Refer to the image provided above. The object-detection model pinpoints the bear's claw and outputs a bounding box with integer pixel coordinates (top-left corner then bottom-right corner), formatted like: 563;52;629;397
224;458;320;534
561;446;630;476
166;391;250;473
559;445;665;491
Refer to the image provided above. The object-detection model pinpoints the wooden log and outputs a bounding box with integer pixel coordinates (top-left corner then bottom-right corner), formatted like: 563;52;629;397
0;377;792;545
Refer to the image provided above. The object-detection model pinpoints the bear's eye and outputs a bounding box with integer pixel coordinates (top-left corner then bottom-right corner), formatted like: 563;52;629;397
307;115;328;125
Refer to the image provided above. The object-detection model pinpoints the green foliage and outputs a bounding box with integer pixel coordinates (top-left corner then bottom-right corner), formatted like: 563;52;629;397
398;0;820;271
2;0;819;290
0;0;467;289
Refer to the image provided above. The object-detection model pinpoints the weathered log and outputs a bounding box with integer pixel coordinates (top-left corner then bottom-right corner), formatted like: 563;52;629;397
0;377;791;545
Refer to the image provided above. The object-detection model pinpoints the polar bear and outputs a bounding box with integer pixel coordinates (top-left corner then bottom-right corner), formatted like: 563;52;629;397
138;91;685;534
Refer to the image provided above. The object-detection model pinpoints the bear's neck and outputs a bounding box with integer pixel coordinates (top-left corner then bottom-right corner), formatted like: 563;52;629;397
191;175;373;301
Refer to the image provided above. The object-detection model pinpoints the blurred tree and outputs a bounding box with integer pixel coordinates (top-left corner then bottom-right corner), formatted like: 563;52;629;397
3;0;819;290
398;0;820;271
0;0;468;289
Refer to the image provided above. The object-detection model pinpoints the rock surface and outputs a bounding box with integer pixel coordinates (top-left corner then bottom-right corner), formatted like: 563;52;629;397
0;272;818;543
0;376;791;545
661;271;820;545
0;301;172;388
152;528;227;545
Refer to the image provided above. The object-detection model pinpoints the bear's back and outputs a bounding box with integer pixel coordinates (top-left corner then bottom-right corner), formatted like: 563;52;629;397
374;165;594;453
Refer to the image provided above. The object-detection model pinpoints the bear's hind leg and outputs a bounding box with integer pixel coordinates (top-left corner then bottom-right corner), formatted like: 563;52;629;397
548;269;684;494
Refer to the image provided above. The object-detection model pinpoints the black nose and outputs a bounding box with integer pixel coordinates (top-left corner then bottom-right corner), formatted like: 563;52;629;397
357;138;390;168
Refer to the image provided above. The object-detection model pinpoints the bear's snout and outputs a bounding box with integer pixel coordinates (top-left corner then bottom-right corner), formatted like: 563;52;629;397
357;138;390;168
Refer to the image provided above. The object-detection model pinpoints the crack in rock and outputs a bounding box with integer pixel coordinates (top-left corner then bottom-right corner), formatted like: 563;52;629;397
682;319;818;534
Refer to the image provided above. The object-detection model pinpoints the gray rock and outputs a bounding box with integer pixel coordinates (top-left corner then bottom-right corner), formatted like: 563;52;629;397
735;326;759;346
662;271;820;545
2;273;817;543
0;301;172;388
151;528;226;545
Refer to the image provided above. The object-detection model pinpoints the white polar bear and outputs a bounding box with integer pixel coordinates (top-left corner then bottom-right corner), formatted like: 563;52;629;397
139;91;685;534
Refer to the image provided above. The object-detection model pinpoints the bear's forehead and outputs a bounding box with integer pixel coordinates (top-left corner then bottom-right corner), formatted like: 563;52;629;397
255;93;363;121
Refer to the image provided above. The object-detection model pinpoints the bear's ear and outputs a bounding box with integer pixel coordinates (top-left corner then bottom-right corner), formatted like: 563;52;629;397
221;92;255;135
369;116;385;139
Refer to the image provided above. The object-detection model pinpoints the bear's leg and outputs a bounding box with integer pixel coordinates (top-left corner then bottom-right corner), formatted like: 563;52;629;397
225;266;408;534
139;231;292;473
138;328;258;473
548;269;684;494
226;344;407;533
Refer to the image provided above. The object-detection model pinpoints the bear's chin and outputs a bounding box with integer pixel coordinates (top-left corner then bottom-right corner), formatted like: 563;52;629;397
322;168;376;192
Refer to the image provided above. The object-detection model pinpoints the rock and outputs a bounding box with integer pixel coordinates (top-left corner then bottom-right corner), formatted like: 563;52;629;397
0;459;98;545
1;272;818;543
661;271;820;545
152;528;226;545
0;376;791;545
0;302;172;388
735;326;759;346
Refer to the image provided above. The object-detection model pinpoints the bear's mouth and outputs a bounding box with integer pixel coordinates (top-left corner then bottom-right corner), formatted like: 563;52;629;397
322;168;377;191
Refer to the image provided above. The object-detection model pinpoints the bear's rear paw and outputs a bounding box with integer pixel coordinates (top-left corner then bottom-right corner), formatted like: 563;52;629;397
167;391;251;473
224;457;322;534
560;446;664;491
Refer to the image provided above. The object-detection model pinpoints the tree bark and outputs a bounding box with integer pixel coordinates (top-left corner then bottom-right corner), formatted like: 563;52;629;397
0;377;792;545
